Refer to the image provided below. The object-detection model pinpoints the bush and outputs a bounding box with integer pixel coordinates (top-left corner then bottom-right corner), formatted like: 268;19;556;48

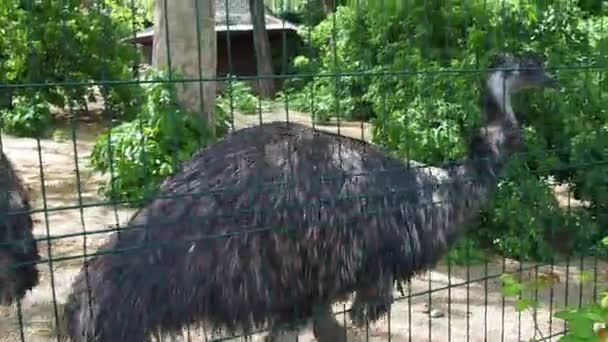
90;69;230;203
277;81;345;123
0;0;142;118
1;94;53;138
278;6;374;122
281;1;608;261
218;77;269;115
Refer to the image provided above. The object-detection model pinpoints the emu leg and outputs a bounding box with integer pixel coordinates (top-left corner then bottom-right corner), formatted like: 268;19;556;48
312;305;348;342
0;249;36;305
349;272;394;327
0;250;18;305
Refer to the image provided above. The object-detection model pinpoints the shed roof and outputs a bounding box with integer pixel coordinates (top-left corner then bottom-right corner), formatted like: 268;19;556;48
129;0;299;45
215;0;298;31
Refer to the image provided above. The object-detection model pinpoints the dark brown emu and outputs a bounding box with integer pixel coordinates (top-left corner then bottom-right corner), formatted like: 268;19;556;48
0;149;39;305
64;52;559;342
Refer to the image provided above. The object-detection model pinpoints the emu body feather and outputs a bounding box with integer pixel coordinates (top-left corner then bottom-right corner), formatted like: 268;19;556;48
63;121;510;341
0;151;39;305
64;52;557;341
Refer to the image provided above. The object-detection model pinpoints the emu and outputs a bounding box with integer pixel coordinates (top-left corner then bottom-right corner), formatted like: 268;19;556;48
63;52;559;342
0;149;39;305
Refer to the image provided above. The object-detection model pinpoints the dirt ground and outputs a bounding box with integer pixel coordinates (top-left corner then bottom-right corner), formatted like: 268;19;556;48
0;106;606;342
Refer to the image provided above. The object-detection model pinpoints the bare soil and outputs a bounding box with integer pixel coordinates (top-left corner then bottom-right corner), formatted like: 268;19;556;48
0;107;604;342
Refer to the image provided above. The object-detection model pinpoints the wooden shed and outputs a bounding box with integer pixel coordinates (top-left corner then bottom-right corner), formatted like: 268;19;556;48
127;0;302;93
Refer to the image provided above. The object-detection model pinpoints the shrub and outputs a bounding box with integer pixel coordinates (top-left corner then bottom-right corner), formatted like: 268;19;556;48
90;69;230;203
1;94;53;138
218;77;269;115
279;6;374;122
276;81;343;123
0;0;141;118
217;77;272;114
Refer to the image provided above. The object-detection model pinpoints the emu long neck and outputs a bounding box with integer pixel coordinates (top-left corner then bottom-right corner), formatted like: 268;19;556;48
409;72;524;264
462;71;523;189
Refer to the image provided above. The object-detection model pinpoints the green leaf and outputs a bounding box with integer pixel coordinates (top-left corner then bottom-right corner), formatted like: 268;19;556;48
570;316;595;339
503;283;525;297
580;271;592;284
555;308;579;321
558;335;592;342
501;275;525;298
515;298;535;312
601;294;608;310
500;274;517;286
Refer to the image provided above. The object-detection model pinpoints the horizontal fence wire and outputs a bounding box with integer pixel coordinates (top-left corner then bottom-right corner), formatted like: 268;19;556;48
0;65;604;90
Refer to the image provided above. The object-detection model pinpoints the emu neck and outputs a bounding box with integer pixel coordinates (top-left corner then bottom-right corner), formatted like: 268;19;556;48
461;71;523;188
486;71;516;123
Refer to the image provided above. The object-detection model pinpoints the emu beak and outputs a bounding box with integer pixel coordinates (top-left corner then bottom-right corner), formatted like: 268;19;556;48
542;73;561;89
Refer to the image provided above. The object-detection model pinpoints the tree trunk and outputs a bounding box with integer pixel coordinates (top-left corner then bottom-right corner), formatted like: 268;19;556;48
152;0;217;135
249;0;276;98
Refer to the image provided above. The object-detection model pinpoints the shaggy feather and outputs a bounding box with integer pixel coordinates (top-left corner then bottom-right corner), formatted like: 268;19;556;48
62;122;512;341
64;52;556;341
0;150;39;305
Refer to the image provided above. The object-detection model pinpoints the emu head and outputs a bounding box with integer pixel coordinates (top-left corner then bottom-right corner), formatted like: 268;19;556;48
489;52;560;91
485;52;559;124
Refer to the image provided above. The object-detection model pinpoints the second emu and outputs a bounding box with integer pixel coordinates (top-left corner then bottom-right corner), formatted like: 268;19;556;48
64;52;559;341
0;148;39;305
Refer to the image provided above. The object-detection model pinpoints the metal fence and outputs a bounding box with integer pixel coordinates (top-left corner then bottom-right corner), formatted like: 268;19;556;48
0;0;606;341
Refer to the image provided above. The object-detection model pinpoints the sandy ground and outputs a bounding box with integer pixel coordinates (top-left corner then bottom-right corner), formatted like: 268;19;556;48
0;106;605;342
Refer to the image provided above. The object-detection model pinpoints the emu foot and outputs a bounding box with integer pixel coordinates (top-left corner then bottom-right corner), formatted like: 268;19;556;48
349;287;393;327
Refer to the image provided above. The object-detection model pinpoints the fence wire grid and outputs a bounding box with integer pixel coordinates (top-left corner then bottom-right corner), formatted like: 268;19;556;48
0;0;607;341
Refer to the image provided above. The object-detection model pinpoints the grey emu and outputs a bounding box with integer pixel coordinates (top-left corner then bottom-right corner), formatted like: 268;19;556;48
63;52;559;341
0;149;39;305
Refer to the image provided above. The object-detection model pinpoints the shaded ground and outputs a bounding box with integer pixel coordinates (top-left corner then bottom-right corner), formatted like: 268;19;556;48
0;106;603;341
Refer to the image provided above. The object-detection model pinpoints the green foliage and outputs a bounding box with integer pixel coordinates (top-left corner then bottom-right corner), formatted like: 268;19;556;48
285;6;375;122
277;81;352;123
89;69;230;203
120;0;154;25
52;129;68;143
554;303;607;341
266;0;329;26
501;238;608;341
1;94;52;138
218;77;270;115
0;0;142;118
544;237;608;341
471;150;603;262
444;238;489;266
280;0;608;261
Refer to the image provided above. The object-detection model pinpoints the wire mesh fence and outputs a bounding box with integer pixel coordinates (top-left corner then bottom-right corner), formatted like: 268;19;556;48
0;0;607;341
